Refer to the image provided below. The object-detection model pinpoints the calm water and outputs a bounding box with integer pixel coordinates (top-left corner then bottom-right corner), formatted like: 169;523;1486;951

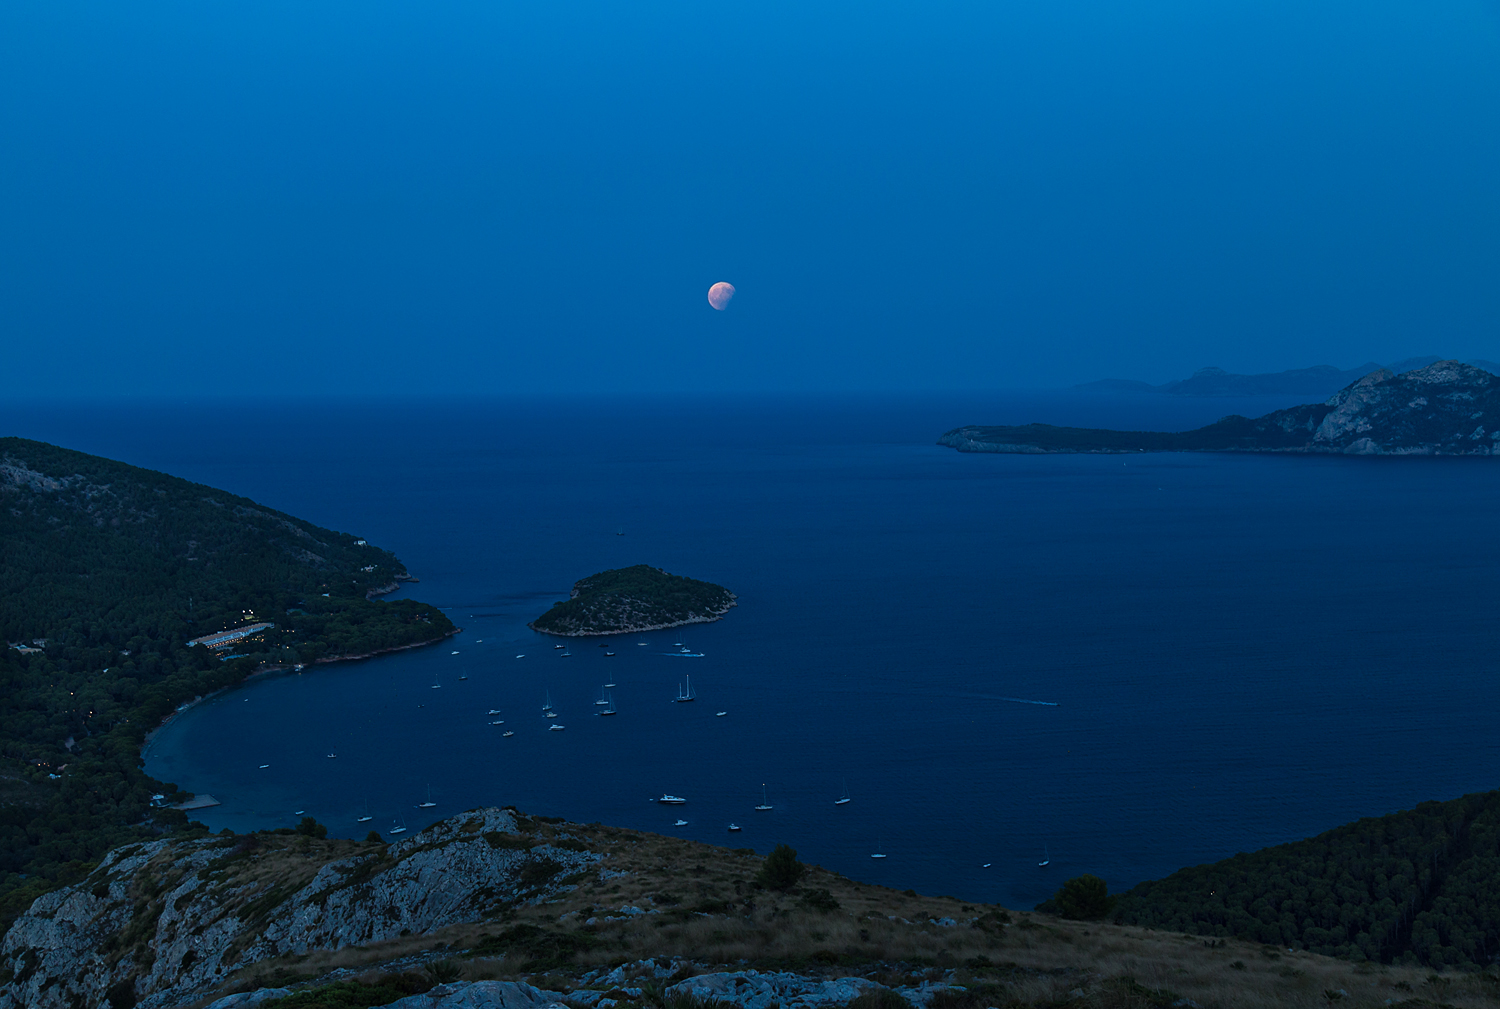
9;393;1500;910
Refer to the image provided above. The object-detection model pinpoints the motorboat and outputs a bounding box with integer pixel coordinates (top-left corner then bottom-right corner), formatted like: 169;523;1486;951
674;819;688;827
657;794;687;804
727;823;741;832
549;723;566;731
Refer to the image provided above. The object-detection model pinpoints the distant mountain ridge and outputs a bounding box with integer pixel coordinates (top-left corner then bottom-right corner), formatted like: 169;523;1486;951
1080;356;1500;398
943;360;1500;456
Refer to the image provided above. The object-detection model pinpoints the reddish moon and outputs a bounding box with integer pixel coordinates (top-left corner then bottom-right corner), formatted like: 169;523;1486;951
707;282;735;310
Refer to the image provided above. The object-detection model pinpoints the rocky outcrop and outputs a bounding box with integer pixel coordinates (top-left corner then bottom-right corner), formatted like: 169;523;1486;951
376;980;572;1009
0;809;601;1009
215;971;959;1009
941;362;1500;455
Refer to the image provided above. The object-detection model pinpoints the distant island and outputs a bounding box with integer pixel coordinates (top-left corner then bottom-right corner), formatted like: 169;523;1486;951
529;564;736;636
942;361;1500;456
1076;355;1500;398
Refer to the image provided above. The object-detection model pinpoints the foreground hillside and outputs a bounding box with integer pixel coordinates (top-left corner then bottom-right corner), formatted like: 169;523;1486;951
5;807;1495;1009
0;438;455;929
941;361;1500;455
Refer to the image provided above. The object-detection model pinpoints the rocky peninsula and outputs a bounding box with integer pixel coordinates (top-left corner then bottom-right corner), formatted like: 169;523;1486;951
529;565;736;636
941;361;1500;456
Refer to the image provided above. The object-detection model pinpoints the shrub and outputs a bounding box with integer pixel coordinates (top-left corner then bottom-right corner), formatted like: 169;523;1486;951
1045;874;1117;920
423;960;463;984
847;989;910;1009
258;975;432;1008
105;979;137;1009
797;888;840;913
484;832;533;851
520;857;563;886
294;817;328;840
365;831;382;843
754;844;806;891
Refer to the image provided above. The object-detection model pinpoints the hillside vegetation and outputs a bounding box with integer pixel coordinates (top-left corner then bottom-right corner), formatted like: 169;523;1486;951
0;437;454;931
530;565;736;636
1115;789;1500;969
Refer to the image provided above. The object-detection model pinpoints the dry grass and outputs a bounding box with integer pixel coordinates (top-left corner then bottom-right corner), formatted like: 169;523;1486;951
186;820;1500;1009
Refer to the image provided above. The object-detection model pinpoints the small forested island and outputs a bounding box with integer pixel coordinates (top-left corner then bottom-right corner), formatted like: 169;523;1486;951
529;564;736;636
941;361;1500;455
0;438;455;929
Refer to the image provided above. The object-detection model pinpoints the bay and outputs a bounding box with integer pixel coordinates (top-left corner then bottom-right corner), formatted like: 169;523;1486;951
7;392;1499;911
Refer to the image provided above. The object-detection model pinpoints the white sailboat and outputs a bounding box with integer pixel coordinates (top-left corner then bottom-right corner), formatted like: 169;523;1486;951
357;801;373;823
389;817;408;835
418;785;436;809
598;692;617;716
835;779;851;805
1038;844;1050;867
675;675;696;703
595;687;610;705
754;783;773;811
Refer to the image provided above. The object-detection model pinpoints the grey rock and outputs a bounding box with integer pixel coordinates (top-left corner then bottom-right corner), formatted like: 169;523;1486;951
0;808;603;1009
203;989;293;1009
669;972;886;1009
1171;1000;1203;1009
896;983;968;1008
385;981;570;1009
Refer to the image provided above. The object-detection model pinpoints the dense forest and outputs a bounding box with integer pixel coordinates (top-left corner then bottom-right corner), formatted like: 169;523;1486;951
1115;789;1500;968
529;564;735;635
0;437;454;932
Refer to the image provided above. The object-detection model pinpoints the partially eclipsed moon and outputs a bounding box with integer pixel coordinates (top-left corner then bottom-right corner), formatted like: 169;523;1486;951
707;282;735;310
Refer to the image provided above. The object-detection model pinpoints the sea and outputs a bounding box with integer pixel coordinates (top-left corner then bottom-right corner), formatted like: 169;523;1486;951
7;391;1500;911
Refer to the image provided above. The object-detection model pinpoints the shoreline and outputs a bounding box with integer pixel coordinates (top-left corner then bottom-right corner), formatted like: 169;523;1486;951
142;627;460;753
528;602;736;638
313;626;460;663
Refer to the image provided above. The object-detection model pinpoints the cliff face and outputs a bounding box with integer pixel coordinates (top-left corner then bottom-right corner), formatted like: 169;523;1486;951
941;361;1500;455
0;809;599;1009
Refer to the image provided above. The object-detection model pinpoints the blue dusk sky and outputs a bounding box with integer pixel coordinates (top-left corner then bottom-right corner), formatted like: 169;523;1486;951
1;0;1497;397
